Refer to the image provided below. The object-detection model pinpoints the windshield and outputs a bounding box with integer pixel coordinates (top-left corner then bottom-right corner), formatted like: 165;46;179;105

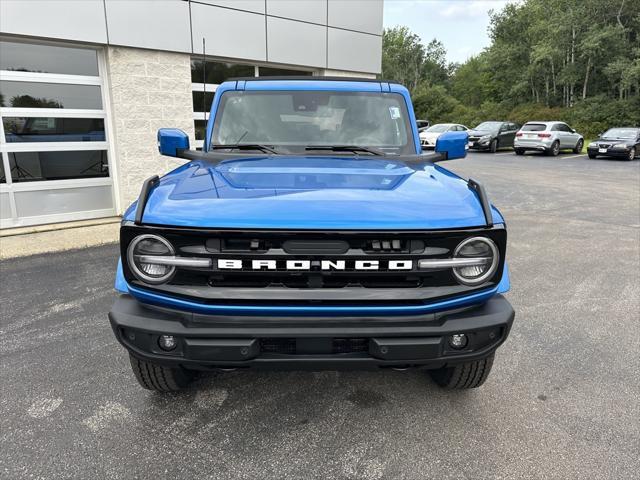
474;121;502;131
425;124;450;133
602;128;638;139
211;91;414;154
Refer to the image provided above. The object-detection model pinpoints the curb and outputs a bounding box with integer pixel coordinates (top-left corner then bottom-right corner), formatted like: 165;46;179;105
0;218;121;260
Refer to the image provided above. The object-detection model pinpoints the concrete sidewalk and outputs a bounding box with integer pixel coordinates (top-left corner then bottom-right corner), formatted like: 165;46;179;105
0;217;120;260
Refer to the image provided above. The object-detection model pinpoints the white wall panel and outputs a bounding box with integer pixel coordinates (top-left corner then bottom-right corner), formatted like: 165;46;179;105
267;0;327;25
105;0;192;53
328;28;381;73
267;17;326;68
191;2;266;61
195;0;265;14
327;0;383;35
0;0;107;43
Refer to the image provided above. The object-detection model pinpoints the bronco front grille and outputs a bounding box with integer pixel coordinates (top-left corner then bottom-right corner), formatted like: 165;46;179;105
120;224;507;305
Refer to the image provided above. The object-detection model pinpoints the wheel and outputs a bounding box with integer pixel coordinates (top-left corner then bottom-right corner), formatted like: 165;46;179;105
588;153;597;159
129;354;194;392
514;148;525;155
429;354;495;389
573;139;583;154
627;147;636;161
489;139;498;153
546;141;560;156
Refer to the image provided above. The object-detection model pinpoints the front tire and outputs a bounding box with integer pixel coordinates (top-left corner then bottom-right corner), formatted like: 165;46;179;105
573;139;583;154
514;148;525;155
489;139;498;153
588;152;598;159
547;141;560;156
129;355;194;392
429;354;495;389
628;147;636;161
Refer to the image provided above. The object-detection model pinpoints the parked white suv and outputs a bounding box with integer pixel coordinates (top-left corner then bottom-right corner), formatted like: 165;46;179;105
514;121;584;156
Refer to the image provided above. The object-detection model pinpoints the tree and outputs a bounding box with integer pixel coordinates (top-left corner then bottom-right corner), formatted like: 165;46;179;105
381;26;426;90
381;0;640;133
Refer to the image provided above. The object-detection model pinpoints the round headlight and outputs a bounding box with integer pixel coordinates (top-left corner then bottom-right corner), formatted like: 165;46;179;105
452;237;499;286
127;234;175;284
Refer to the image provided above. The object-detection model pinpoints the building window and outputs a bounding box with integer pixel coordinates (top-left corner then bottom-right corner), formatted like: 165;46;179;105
258;67;313;77
0;39;114;228
190;59;314;148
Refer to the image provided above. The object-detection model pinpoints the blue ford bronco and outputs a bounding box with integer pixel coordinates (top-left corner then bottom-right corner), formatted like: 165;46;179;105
109;77;514;392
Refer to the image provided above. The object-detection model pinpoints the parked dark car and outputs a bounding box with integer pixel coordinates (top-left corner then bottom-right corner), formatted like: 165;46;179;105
467;121;520;152
416;119;430;132
587;127;639;161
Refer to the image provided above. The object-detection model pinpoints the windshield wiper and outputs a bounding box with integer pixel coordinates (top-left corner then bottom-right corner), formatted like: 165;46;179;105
210;144;278;154
304;145;384;156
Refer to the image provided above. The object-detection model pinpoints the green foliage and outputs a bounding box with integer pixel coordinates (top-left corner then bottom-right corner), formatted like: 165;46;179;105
382;26;451;90
412;84;460;123
567;96;640;137
382;0;640;134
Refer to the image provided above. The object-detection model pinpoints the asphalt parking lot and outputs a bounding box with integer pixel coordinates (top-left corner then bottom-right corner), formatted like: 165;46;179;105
1;151;639;480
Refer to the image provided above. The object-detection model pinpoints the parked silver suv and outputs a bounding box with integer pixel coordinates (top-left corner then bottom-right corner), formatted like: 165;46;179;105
514;121;584;156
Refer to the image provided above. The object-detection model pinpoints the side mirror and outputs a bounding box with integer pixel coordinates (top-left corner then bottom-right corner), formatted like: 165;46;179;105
435;131;468;161
157;128;189;157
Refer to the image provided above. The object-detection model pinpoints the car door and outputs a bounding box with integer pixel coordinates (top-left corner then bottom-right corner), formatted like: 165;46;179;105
497;123;513;147
566;124;580;147
559;123;575;148
504;123;518;147
551;123;565;147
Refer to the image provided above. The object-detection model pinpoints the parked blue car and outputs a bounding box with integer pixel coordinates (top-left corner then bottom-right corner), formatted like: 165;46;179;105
109;77;514;392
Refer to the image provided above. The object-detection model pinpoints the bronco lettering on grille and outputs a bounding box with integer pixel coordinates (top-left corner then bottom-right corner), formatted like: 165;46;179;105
216;259;413;271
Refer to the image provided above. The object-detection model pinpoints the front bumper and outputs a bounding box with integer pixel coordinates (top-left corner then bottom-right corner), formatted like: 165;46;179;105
468;139;492;150
109;294;515;370
587;146;632;157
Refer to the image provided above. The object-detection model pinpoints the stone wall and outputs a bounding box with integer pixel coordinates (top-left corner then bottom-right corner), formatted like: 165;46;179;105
105;46;195;212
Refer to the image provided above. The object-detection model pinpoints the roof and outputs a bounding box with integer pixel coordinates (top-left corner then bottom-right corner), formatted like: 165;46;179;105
227;76;390;83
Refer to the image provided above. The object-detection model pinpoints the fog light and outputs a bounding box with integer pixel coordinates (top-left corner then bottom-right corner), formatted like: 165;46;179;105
158;335;177;351
449;333;468;349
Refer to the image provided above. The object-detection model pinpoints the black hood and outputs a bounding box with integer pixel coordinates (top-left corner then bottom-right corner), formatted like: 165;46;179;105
596;136;636;145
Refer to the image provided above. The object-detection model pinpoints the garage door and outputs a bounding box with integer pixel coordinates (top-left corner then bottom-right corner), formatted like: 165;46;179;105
0;39;116;228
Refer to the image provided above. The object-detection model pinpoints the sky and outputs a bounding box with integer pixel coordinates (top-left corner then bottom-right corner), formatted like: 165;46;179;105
383;0;516;64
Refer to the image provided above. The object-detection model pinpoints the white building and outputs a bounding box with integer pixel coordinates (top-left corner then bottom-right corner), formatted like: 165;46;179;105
0;0;383;228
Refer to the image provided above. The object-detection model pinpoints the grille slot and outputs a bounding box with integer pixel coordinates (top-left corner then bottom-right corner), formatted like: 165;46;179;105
332;338;368;354
258;338;368;355
260;338;296;354
282;240;349;254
